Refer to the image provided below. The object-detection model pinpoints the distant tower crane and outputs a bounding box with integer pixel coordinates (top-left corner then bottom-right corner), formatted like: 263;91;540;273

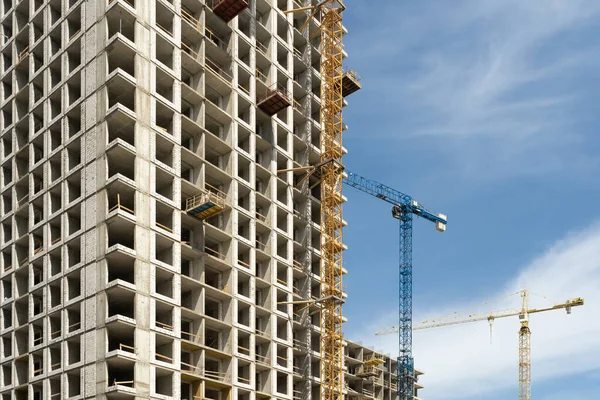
343;171;447;400
375;290;584;400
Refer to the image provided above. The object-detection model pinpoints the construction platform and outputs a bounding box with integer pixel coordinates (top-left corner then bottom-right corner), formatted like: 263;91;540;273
212;0;249;22
185;189;225;220
342;69;362;97
258;85;292;115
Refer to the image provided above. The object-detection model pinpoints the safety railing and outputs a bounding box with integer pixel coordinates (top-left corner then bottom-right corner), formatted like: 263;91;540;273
155;352;173;363
256;211;268;223
108;194;135;215
237;344;250;356
181;41;202;62
255;353;269;366
205;246;227;261
205;26;230;54
119;343;135;353
181;9;202;32
205;57;233;84
255;68;269;85
112;379;135;387
256;41;270;59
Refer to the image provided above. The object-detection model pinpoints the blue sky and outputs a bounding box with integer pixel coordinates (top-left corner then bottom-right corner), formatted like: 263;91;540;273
338;1;600;399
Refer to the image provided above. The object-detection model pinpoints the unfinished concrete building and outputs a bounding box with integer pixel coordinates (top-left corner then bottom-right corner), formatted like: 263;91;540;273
345;340;424;400
0;0;368;399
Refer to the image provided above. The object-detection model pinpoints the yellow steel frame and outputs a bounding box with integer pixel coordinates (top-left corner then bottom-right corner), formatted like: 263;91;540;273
319;1;345;399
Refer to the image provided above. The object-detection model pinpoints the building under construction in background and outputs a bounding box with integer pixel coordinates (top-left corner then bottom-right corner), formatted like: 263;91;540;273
0;0;404;399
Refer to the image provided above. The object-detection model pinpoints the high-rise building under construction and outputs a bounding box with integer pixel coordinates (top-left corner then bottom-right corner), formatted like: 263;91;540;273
0;0;415;399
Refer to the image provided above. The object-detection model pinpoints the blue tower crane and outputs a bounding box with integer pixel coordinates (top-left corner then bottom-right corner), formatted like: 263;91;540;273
343;171;447;400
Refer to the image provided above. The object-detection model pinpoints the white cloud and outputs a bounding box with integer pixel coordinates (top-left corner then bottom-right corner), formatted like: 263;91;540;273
354;223;600;399
347;0;600;181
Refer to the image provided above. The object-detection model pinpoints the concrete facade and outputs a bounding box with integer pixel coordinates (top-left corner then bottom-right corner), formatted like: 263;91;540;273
0;0;418;399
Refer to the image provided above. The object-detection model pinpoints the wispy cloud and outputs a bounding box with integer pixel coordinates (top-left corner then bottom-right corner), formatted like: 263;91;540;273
351;222;600;399
346;0;600;180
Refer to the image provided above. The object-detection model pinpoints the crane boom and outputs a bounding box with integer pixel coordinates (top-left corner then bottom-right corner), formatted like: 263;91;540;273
345;172;447;228
376;297;584;333
343;170;446;400
375;290;584;400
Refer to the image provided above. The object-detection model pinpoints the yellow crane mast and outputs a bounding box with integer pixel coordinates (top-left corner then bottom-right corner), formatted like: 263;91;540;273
283;1;350;399
376;290;584;400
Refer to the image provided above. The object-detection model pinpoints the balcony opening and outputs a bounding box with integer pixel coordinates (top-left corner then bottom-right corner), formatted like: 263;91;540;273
107;289;134;319
66;270;81;300
107;38;135;76
155;368;173;396
1;334;11;358
66;41;82;73
107;361;135;389
276;344;287;367
67;338;81;365
155;201;174;234
276;263;288;287
205;296;223;320
155;1;174;37
276;371;288;394
1;134;11;157
155;335;174;364
155;133;174;167
155;168;174;200
67;206;81;236
49;216;60;246
237;302;250;327
276;290;288;313
205;327;222;351
33;353;45;377
49;280;61;308
237;271;250;298
276;208;288;233
155;235;174;266
67;371;81;397
107;220;135;250
66;172;81;204
107;113;135;146
49;59;62;89
50;252;61;276
66;7;81;40
155;301;173;331
237;154;251;183
50;312;61;339
156;101;174;136
238;363;250;385
107;75;135;112
107;324;135;353
1;306;11;329
67;107;81;138
155;35;174;70
156;66;174;103
155;267;173;298
32;292;43;316
107;145;135;181
106;5;135;42
49;378;61;398
32;261;43;286
66;73;82;106
107;254;135;284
